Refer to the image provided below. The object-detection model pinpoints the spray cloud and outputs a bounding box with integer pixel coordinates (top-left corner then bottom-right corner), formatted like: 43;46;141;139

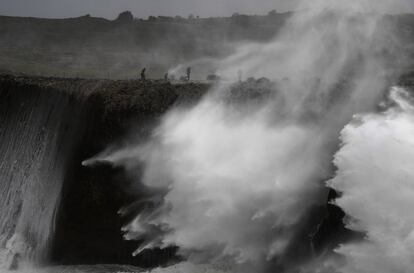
328;87;414;273
86;0;408;272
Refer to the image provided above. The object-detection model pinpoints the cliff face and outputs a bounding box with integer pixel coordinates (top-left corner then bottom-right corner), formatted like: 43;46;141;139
1;74;413;268
0;75;209;267
0;76;97;263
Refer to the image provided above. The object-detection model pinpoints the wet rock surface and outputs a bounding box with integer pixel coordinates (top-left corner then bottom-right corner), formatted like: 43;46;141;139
0;74;210;268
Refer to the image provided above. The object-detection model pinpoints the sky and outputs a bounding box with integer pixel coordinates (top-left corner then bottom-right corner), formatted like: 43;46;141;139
1;0;414;20
0;0;299;19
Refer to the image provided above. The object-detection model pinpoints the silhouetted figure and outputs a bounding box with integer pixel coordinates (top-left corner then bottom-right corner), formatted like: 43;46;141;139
186;67;191;81
164;72;169;81
238;69;242;82
140;68;146;81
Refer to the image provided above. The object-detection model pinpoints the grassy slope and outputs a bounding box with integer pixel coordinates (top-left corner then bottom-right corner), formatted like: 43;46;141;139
0;13;290;79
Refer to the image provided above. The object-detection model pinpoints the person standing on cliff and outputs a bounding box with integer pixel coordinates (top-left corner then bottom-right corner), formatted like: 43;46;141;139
186;67;191;81
140;68;146;81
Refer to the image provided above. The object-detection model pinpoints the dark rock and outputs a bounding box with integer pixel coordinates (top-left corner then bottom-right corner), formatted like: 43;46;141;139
115;11;134;23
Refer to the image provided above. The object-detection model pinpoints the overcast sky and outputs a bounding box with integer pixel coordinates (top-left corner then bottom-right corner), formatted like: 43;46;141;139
0;0;299;19
1;0;414;19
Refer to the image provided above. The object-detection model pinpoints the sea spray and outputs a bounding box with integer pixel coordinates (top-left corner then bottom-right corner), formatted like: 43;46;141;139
329;87;414;273
84;0;406;271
